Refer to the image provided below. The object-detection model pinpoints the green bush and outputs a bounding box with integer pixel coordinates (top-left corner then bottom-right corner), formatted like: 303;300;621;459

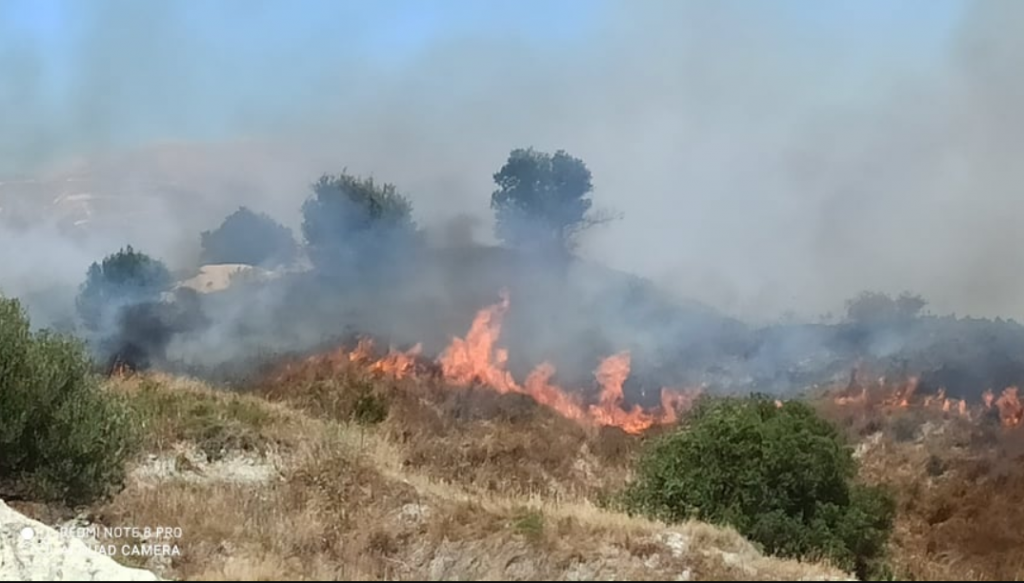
0;296;138;505
620;394;895;579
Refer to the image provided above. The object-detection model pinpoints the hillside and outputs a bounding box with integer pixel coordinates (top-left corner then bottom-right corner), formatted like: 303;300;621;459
7;265;1024;580
8;324;1024;580
813;378;1024;580
8;144;1024;581
6;370;851;581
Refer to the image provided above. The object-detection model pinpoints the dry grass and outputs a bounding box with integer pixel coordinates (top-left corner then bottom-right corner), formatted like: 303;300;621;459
813;388;1024;581
23;370;854;581
115;372;303;457
253;355;640;499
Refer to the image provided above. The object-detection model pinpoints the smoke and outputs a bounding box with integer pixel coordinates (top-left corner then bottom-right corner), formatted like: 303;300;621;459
3;1;1024;396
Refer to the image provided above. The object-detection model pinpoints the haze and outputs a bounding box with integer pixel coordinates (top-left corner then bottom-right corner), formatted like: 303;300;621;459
2;0;1022;323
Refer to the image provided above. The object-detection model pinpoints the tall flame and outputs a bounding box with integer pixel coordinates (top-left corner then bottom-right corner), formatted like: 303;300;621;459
439;290;519;393
995;387;1023;427
432;291;701;433
273;291;705;433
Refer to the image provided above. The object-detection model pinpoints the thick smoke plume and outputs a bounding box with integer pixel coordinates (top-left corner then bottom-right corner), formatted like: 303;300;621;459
3;1;1024;402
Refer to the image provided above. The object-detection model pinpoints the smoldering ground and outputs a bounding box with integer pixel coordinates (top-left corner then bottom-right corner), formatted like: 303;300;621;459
4;1;1024;401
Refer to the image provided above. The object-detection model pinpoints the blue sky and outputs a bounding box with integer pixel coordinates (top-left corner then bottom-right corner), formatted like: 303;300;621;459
2;0;605;65
5;1;965;50
3;0;967;76
0;0;969;154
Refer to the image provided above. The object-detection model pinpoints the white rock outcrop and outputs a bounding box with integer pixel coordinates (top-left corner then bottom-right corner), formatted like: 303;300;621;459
0;500;161;581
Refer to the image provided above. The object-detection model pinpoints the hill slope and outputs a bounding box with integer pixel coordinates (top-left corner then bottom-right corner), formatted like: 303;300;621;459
9;371;852;581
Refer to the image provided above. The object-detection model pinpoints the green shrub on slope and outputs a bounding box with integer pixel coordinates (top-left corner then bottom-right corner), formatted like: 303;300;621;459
0;296;137;505
622;394;895;579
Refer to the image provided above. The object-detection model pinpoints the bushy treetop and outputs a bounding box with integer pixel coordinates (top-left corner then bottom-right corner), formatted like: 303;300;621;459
300;171;418;278
200;206;298;268
622;394;895;579
76;245;173;333
491;147;617;255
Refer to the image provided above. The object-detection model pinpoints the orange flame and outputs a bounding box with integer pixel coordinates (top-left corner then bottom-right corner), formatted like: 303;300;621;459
996;387;1023;427
432;292;700;433
273;291;703;433
588;351;659;434
832;373;1024;428
439;289;518;393
834;387;868;406
370;343;422;379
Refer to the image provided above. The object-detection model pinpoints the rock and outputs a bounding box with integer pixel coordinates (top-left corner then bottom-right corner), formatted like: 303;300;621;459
427;540;456;581
504;554;537;579
0;500;161;581
658;532;691;557
397;504;431;527
643;554;662;569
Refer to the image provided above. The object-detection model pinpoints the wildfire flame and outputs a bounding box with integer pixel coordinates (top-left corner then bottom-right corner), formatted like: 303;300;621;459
833;373;1024;429
996;387;1023;427
282;290;704;434
437;291;702;434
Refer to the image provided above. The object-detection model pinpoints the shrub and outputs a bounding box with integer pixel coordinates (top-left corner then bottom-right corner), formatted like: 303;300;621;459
352;387;389;425
301;171;418;279
0;296;138;505
75;246;185;370
845;291;927;325
200;206;299;267
621;394;896;579
76;245;172;336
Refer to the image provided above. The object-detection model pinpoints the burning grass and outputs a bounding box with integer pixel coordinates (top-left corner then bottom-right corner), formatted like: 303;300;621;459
261;291;704;437
27;287;1024;580
252;342;639;499
814;376;1024;580
823;371;1023;430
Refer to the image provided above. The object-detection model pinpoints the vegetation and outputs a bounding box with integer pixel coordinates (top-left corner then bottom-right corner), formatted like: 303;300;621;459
126;376;273;461
845;290;927;325
75;245;173;335
491;147;618;257
199;206;299;268
0;296;137;505
7;159;1021;580
83;372;851;581
620;394;896;579
301;171;418;278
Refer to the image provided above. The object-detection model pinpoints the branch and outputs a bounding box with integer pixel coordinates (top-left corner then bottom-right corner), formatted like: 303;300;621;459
567;206;623;237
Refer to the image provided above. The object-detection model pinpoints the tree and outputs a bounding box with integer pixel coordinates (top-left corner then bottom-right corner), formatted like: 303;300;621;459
845;291;927;325
76;245;173;335
621;395;895;579
75;246;183;371
301;171;418;278
199;206;298;268
490;147;618;256
0;295;137;504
